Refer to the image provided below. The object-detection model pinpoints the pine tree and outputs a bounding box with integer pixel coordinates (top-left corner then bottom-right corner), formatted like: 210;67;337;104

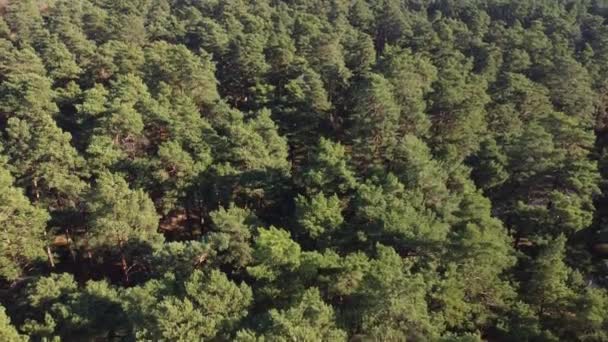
144;41;219;108
0;159;49;281
300;137;357;195
351;245;438;340
86;172;162;283
0;305;25;342
353;174;448;255
525;235;576;327
378;46;437;137
427;50;489;163
0;49;87;206
205;205;260;269
263;288;347;341
126;270;252;341
347;72;400;169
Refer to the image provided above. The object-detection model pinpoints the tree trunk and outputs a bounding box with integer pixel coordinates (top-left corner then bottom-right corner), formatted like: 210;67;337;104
513;230;522;248
46;245;55;268
43;228;55;268
66;229;77;264
121;252;129;284
185;204;193;239
33;179;40;202
119;240;129;284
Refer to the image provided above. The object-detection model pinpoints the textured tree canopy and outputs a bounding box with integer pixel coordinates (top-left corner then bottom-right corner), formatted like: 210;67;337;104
1;0;608;340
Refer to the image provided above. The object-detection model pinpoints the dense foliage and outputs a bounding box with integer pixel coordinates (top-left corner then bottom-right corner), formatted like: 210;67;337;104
1;0;608;340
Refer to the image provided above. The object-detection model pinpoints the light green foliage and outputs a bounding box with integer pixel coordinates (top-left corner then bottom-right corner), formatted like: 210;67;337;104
379;46;437;136
87;172;162;249
388;134;450;213
272;65;331;168
543;55;596;120
282;68;331;114
93;74;150;139
438;332;483;342
0;50;87;204
248;227;301;282
144;41;219;107
23;273;127;339
301;137;357;195
242;109;291;173
128;270;252;341
434;187;516;330
301;250;370;299
76;83;109;120
120;273;176;338
208;1;274;109
4;0;45;44
570;288;608;341
205;205;259;269
469;137;509;190
217;108;290;174
0;1;608;342
0;17;10;40
295;192;343;240
427;50;490;162
264;288;347;341
0;305;25;342
149;91;215;212
526;235;575;314
154;140;200;213
210;107;291;210
496;111;599;240
481;67;600;243
26;273;78;308
183;270;252;338
354;174;448;254
353;245;438;340
154;297;209;342
291;12;351;98
92;40;145;80
39;35;82;81
150;241;210;279
342;30;376;73
0;161;49;281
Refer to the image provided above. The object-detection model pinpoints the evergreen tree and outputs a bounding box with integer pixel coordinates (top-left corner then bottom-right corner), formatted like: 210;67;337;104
126;269;252;341
0;48;87;206
0;305;24;342
205;205;260;269
263;288;347;341
86;172;162;283
347;72;400;168
300;137;358;195
378;46;437;137
0;159;49;281
0;1;608;340
353;174;449;255
295;192;344;243
427;50;489;162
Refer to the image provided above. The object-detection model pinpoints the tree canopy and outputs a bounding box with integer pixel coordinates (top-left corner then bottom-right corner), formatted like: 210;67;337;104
1;0;608;340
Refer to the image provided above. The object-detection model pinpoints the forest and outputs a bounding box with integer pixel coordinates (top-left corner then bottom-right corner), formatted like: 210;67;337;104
1;0;608;340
